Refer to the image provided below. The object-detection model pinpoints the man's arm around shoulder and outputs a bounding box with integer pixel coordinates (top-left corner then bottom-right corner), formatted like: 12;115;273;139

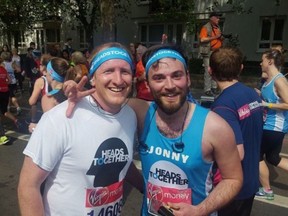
128;98;151;135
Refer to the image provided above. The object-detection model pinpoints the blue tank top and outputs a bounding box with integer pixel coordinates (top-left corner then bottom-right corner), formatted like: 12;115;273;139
139;102;215;216
261;73;288;132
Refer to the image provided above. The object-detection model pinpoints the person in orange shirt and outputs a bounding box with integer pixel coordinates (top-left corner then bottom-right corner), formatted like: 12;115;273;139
134;44;153;101
199;12;223;96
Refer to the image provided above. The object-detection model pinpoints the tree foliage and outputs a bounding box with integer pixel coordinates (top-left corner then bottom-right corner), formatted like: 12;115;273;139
0;0;131;47
0;0;255;47
148;0;253;34
212;0;253;14
0;0;48;46
0;0;44;30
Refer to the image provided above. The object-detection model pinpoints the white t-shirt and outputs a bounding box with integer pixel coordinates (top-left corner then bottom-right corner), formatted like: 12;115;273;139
3;61;16;84
24;96;137;216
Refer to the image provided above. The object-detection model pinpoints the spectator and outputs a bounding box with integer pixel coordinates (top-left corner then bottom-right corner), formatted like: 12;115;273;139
199;11;223;96
129;42;137;70
134;44;153;101
1;44;11;55
161;33;168;44
29;42;36;50
49;44;62;57
82;48;91;59
63;38;74;55
61;49;70;61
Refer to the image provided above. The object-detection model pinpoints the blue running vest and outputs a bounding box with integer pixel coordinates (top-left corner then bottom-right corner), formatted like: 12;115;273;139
139;102;215;216
262;73;288;132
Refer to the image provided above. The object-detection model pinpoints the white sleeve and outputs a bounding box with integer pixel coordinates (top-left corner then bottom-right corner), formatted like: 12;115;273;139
23;112;67;172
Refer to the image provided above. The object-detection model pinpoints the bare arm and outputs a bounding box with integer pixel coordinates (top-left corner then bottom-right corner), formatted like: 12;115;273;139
200;112;242;214
170;112;243;216
127;98;150;135
18;156;49;216
200;27;222;43
200;34;222;43
29;78;44;106
237;144;245;161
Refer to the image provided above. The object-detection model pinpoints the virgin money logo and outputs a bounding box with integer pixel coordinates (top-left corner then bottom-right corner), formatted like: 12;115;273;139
86;188;109;207
147;184;163;201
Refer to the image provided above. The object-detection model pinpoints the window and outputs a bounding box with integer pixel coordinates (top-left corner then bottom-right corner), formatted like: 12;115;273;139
259;16;285;50
15;30;26;52
46;29;60;43
77;26;89;49
149;25;164;42
140;25;147;42
139;23;184;47
149;0;188;13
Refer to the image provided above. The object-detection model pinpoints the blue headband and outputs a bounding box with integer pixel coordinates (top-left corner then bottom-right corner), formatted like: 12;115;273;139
89;47;133;77
47;61;65;83
145;49;187;74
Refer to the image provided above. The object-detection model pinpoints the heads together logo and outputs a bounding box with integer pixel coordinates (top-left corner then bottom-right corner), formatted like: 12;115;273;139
149;161;188;188
86;137;129;187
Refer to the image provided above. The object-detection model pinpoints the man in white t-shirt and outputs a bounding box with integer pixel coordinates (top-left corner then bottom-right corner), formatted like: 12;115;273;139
18;42;143;216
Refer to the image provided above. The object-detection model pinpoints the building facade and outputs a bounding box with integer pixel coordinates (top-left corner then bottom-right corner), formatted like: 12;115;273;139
114;0;287;62
1;0;287;63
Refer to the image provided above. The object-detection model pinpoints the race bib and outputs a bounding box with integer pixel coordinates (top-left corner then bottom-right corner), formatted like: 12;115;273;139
85;181;124;216
146;182;192;216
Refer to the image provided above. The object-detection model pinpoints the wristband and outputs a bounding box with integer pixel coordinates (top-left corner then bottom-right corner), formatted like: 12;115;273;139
268;103;273;108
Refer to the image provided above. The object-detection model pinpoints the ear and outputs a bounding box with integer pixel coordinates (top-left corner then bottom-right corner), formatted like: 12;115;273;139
90;78;96;87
